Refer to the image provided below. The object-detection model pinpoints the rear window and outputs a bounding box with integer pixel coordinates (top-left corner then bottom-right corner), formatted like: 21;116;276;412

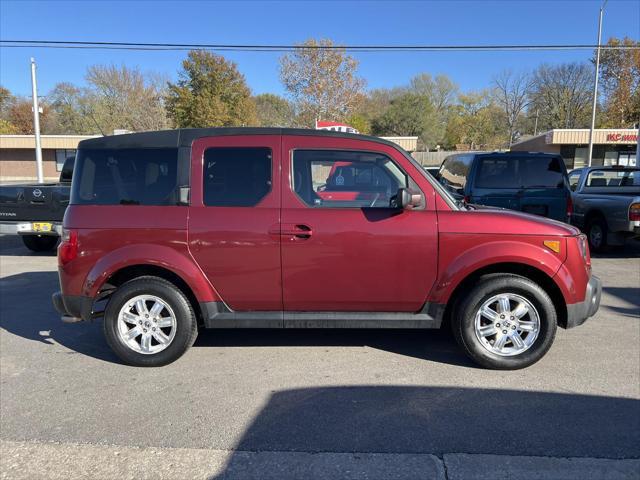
438;155;473;191
586;169;639;187
475;156;565;189
71;148;178;205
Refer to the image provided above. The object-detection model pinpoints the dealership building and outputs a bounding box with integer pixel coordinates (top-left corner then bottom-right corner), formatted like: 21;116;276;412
511;128;638;169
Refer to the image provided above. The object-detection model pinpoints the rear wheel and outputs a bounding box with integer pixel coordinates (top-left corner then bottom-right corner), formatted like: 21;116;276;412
103;276;198;367
586;217;607;253
21;234;58;252
452;274;557;370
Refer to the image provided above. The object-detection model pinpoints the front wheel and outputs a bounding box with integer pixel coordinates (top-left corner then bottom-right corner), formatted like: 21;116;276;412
452;274;557;370
103;276;198;367
22;234;58;252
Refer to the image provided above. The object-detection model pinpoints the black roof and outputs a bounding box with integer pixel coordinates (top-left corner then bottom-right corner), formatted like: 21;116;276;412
77;127;405;151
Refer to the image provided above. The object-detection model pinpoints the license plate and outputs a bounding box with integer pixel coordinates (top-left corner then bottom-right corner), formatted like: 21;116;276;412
32;222;52;232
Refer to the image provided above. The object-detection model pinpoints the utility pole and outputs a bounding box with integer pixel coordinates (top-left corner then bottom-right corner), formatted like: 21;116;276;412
533;109;539;136
587;0;608;167
30;57;44;183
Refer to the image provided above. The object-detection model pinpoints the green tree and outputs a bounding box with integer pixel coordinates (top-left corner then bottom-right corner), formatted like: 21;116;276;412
0;118;18;134
279;38;365;127
345;113;370;134
254;93;294;127
166;50;256;128
408;73;458;147
597;37;640;127
370;93;436;148
444;91;506;150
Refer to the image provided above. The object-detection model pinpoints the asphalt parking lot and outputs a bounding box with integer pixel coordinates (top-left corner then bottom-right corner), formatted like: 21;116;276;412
1;235;639;479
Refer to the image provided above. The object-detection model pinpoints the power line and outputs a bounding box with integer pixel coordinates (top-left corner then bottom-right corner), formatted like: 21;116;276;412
1;39;639;52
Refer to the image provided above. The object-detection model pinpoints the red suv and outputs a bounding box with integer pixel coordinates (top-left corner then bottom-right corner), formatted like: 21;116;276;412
52;128;601;369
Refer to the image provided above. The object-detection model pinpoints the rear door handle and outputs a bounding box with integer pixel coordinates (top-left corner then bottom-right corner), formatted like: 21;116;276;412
281;223;313;239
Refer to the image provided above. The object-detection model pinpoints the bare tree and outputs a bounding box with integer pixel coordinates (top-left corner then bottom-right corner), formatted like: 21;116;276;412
493;70;533;146
279;38;365;126
529;63;593;130
87;65;170;133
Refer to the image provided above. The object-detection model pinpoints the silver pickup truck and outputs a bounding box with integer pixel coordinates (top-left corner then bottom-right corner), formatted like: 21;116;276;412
569;166;640;252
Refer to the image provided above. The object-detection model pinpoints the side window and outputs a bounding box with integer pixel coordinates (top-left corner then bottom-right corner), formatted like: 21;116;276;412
292;150;407;208
520;157;565;188
203;147;272;207
475;157;518;188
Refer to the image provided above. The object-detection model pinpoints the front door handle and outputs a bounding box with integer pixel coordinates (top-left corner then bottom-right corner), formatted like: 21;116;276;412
281;224;313;239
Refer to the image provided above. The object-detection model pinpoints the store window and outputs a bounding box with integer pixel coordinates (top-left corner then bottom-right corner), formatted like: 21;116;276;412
55;149;76;172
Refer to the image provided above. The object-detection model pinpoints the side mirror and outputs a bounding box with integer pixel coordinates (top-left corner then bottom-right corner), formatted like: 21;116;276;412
397;188;423;210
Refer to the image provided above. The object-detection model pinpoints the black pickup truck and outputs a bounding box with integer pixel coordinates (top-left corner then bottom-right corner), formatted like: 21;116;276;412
0;156;74;251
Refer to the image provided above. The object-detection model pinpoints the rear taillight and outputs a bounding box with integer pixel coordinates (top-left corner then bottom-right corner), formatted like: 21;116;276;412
630;203;640;222
58;229;78;265
566;195;574;220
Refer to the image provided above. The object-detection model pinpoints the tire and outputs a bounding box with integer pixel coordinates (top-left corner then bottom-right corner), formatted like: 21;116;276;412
586;217;607;253
452;274;557;370
22;234;58;252
103;276;198;367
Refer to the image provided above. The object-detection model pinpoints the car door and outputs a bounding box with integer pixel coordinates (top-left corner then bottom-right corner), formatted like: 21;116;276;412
188;135;282;311
280;135;438;312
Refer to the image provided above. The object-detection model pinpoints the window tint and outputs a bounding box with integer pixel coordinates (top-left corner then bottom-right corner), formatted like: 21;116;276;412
475;156;566;189
475;157;518;188
203;147;272;207
520;156;565;188
586;169;638;187
438;155;472;192
71;148;178;205
293;150;407;208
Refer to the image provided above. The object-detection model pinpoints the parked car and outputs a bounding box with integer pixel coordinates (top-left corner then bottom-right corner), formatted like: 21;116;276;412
52;128;600;370
568;166;640;252
0;156;74;251
436;152;572;223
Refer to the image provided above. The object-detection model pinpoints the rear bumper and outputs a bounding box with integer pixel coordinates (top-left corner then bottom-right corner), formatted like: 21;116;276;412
52;292;93;321
565;275;602;328
0;221;62;236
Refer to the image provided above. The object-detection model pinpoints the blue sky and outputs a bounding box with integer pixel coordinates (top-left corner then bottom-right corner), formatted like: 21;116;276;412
1;0;639;98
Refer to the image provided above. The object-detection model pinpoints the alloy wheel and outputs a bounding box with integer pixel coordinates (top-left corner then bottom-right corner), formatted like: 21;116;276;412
474;293;540;356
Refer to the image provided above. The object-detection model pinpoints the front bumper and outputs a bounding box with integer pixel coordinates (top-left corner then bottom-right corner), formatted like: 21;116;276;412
0;221;62;236
52;292;93;322
566;275;602;328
